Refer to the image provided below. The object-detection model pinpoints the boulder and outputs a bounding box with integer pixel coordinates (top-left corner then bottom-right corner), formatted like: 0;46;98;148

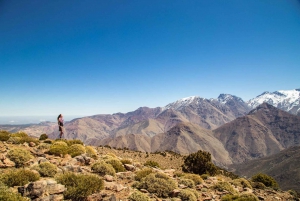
124;164;135;171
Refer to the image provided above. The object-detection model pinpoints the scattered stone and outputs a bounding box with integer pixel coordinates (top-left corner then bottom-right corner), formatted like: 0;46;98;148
2;157;15;167
104;175;114;182
170;189;180;197
140;189;149;193
124;164;135;171
29;142;36;147
114;184;125;192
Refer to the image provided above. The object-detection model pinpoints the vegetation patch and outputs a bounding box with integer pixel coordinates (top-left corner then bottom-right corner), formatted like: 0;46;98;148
178;189;198;201
85;146;97;159
182;150;217;176
56;172;104;201
35;162;58;177
135;173;176;197
212;182;236;194
91;161;116;176
251;173;278;190
135;168;153;181
144;160;160;168
179;178;195;188
128;191;150;201
0;131;10;141
7;148;33;167
39;134;48;140
232;178;252;189
0;169;40;187
105;158;126;172
221;193;259;201
121;158;132;165
182;173;203;185
68;144;86;157
49;141;68;156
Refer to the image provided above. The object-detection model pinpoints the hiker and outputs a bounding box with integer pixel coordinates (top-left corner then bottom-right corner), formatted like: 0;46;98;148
57;114;64;139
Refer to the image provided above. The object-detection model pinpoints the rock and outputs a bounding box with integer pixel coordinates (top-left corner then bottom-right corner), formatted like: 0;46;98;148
2;158;15;167
114;184;125;192
140;189;149;193
104;175;114;182
178;184;187;189
170;189;180;197
38;157;49;164
29;142;36;147
124;164;135;171
87;193;103;201
19;179;66;200
0;153;6;160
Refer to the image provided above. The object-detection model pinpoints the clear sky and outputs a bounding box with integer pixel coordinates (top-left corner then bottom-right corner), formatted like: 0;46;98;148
1;0;300;116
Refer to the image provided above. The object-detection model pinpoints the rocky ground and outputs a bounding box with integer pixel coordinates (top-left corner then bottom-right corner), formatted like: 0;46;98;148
0;140;298;201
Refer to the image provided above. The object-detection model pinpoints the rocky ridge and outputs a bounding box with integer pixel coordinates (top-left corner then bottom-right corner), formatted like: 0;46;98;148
0;139;297;201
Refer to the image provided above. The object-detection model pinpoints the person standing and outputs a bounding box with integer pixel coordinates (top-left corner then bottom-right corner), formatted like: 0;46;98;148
57;114;64;139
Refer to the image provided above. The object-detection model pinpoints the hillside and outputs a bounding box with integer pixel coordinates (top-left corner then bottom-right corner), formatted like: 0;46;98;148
213;103;300;164
230;146;300;192
0;132;297;201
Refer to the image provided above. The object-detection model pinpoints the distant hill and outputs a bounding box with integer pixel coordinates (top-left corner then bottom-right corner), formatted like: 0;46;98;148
230;146;300;192
213;103;300;164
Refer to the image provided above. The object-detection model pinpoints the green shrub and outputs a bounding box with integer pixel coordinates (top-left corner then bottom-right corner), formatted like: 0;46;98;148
56;172;104;200
135;168;153;181
179;179;195;188
85;146;97;159
136;173;176;197
7;148;32;167
221;193;259;201
128;191;150;201
37;143;51;150
0;169;40;187
174;171;184;178
0;131;10;141
121;159;132;165
212;182;236;194
201;174;209;180
182;150;217;176
49;141;68;156
36;162;58;177
0;182;28;201
7;137;22;144
251;182;266;190
44;139;52;144
251;173;278;190
182;173;203;185
10;132;28;138
19;136;40;145
68;144;86;157
144;160;160;168
232;178;252;189
91;161;116;176
66;139;84;146
178;189;198;201
105;158;126;172
39;134;48;140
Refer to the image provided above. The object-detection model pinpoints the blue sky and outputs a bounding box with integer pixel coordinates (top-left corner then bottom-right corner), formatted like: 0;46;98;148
1;0;300;116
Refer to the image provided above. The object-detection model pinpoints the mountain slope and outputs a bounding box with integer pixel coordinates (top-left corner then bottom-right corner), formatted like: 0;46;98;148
230;146;300;192
247;89;300;116
213;103;300;164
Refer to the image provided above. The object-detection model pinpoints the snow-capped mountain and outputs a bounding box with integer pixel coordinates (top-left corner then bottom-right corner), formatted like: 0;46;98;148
163;96;203;110
247;89;300;116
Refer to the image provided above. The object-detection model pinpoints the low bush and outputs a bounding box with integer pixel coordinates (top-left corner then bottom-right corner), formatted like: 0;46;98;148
212;182;236;194
43;139;52;144
39;134;48;140
201;174;209;180
85;146;97;159
128;191;150;201
49;141;68;156
10;132;28;138
179;179;195;188
66;139;84;146
251;173;278;190
136;173;176;197
91;161;116;176
251;182;266;190
135;168;153;181
179;189;198;201
182;173;203;185
56;172;104;200
105;158;126;172
0;131;10;141
68;144;86;157
121;158;132;165
221;193;259;201
7;148;32;167
174;171;184;178
0;169;40;187
36;162;58;177
232;178;252;189
37;143;51;150
144;160;160;168
0;182;28;201
7;137;21;144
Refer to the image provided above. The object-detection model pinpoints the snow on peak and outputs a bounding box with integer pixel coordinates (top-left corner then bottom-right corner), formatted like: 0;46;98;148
163;96;201;111
247;89;300;112
217;94;244;104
